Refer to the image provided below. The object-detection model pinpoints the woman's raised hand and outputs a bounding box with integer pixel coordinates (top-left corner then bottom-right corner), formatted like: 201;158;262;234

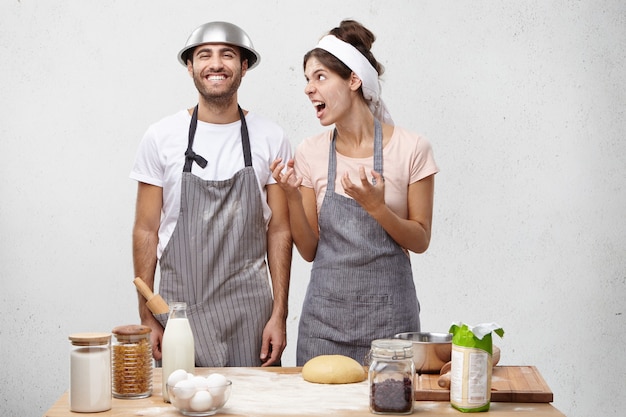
341;166;386;214
270;158;303;199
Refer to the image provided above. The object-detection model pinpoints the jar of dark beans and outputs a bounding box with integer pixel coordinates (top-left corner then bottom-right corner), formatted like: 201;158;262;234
368;339;415;414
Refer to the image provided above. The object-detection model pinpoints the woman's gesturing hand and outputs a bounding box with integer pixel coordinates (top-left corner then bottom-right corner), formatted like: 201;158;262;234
270;158;303;200
341;166;386;215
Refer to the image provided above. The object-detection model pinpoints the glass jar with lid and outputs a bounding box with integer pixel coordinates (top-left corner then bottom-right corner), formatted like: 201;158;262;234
368;338;415;414
111;324;153;399
68;332;112;412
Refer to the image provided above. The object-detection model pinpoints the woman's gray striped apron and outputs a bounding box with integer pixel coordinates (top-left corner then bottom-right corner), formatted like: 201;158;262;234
296;119;420;366
156;105;273;367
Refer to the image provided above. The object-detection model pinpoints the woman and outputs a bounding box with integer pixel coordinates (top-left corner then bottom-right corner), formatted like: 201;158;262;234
271;20;438;365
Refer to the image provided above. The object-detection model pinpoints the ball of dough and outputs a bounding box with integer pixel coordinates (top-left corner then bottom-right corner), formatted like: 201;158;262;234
302;355;367;384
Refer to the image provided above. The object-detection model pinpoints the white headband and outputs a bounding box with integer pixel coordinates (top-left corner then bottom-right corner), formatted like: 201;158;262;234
315;35;393;125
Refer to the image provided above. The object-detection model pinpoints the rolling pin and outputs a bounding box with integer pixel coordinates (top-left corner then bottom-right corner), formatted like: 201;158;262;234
437;345;501;389
133;277;170;315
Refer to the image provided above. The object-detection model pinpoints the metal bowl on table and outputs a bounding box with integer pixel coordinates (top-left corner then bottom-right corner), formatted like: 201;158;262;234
394;332;452;374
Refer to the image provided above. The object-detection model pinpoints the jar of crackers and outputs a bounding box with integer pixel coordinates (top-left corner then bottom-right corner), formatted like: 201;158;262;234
111;324;153;399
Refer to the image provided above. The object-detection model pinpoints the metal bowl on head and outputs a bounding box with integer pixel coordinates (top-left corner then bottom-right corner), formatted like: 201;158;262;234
177;21;261;68
394;332;452;374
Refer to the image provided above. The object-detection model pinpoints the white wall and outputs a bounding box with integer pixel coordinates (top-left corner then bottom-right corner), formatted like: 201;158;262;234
1;1;624;416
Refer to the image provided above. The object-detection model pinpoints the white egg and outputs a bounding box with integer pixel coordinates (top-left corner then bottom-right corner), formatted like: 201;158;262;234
167;369;189;388
173;378;197;400
207;374;228;405
189;390;213;411
171;394;190;411
206;374;228;392
190;375;209;390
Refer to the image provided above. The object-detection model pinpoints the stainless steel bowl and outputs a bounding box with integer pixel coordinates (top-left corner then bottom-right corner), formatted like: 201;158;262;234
177;21;261;68
394;332;452;374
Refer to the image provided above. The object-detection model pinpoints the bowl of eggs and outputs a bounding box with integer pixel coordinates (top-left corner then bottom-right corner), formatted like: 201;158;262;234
166;369;232;416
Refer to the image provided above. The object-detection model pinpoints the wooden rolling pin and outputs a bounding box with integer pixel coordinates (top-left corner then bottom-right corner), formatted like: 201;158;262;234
437;345;501;389
133;277;170;314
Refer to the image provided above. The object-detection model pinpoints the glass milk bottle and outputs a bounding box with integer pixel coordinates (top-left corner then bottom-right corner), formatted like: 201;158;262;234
161;301;195;402
68;332;112;412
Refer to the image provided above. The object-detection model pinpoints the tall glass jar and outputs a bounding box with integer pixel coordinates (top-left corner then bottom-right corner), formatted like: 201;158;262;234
369;338;415;415
68;332;112;412
111;324;153;399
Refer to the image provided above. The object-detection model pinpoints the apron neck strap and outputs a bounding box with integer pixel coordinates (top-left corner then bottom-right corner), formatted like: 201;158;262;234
238;106;252;167
327;118;384;191
184;105;207;172
184;105;252;173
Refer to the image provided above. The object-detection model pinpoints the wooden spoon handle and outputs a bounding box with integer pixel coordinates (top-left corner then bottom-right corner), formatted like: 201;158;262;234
440;361;452;375
134;277;170;314
493;345;501;366
438;372;451;388
133;277;155;301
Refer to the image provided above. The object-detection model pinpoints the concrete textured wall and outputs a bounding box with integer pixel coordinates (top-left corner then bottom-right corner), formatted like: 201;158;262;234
1;1;624;416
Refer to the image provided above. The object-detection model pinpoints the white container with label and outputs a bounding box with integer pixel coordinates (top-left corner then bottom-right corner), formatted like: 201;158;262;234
449;322;504;412
68;332;112;412
450;345;492;410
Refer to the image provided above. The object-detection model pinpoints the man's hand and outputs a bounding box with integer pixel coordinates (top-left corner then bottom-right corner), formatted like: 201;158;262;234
259;315;287;366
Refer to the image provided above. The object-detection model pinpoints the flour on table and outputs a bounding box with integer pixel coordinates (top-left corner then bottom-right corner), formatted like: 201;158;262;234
220;368;369;416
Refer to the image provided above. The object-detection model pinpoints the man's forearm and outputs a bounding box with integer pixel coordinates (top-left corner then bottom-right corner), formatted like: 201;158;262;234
133;228;159;321
266;228;292;320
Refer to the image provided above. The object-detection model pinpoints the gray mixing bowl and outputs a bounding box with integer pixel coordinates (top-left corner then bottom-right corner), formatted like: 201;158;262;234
394;332;452;374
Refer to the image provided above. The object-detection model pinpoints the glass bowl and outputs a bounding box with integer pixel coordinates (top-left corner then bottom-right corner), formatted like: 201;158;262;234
167;380;232;416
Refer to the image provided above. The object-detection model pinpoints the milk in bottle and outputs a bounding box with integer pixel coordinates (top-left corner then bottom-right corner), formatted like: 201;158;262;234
161;302;195;402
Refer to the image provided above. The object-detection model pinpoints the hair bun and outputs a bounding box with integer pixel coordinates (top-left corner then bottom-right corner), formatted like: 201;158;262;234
329;20;384;76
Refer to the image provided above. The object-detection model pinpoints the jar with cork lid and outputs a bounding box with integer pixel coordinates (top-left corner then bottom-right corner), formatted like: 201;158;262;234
368;338;415;415
111;324;153;399
68;332;112;412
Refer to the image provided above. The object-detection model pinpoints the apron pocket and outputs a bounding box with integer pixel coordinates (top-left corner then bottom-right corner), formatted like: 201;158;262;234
303;291;393;346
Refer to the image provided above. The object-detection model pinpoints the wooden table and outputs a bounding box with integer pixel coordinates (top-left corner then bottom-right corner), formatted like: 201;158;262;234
43;367;566;417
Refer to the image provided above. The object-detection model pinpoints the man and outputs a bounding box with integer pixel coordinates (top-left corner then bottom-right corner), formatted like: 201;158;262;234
130;21;292;367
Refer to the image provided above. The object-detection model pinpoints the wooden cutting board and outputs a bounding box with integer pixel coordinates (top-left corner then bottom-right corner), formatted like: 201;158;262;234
415;366;554;403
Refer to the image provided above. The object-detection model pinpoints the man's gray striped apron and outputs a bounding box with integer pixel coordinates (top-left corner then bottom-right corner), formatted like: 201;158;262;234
296;119;420;366
156;105;272;367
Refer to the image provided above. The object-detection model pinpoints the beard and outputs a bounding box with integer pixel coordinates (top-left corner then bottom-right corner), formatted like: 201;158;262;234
192;66;243;107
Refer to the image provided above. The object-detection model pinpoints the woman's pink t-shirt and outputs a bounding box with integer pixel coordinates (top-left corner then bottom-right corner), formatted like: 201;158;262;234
295;126;438;219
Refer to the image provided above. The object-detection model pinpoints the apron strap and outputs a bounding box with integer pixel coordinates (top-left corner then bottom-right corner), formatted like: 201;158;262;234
184;105;252;173
238;106;252;167
372;118;383;184
328;129;338;193
184;105;208;172
327;118;383;191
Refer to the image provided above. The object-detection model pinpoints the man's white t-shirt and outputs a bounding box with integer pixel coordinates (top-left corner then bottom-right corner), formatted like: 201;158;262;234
130;109;292;258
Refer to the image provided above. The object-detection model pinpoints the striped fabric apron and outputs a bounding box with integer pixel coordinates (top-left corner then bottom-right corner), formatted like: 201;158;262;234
156;105;273;367
296;119;420;366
